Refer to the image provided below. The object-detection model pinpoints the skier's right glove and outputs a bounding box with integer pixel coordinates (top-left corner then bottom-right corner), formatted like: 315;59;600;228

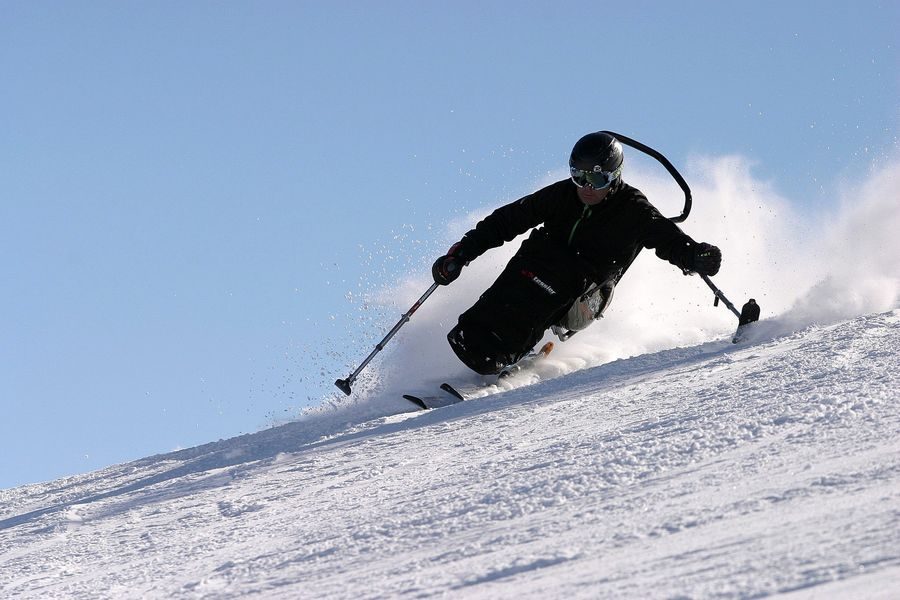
690;242;722;276
432;242;469;286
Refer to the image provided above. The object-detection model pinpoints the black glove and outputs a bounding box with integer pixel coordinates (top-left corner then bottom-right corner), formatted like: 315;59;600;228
432;243;469;285
690;242;722;276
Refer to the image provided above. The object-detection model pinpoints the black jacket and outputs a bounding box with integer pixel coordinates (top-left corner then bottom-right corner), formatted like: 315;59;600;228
458;178;699;296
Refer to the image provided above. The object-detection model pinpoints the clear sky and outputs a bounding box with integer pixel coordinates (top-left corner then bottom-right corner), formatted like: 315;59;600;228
2;1;898;489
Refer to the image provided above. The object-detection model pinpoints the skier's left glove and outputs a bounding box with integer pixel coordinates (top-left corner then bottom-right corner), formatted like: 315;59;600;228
432;242;469;285
690;242;722;276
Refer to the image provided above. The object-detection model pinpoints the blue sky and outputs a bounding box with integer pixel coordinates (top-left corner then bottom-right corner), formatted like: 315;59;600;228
2;1;897;488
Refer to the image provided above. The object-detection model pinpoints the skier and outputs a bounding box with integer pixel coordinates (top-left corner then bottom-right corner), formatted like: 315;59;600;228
432;131;722;376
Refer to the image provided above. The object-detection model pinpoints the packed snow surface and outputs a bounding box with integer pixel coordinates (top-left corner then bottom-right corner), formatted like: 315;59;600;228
1;310;898;598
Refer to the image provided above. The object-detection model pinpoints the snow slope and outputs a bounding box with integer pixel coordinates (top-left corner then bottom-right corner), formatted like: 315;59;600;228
2;309;898;598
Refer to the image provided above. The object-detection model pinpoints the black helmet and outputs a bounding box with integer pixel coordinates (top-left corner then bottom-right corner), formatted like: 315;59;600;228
569;132;624;189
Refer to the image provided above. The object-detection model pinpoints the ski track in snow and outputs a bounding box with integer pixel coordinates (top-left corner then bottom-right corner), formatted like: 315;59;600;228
1;310;899;598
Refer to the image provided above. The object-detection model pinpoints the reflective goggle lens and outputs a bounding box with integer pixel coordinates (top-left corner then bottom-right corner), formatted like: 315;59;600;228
570;166;620;190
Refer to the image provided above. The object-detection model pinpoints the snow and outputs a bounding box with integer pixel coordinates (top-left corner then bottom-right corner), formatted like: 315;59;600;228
2;309;899;598
3;158;899;598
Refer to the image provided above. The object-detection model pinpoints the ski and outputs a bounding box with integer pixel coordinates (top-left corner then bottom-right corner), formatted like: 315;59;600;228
402;395;428;410
498;341;554;379
402;386;466;410
440;382;466;400
402;383;473;408
403;341;556;409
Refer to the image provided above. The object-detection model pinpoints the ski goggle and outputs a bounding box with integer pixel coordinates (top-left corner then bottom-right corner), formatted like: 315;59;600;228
570;165;622;190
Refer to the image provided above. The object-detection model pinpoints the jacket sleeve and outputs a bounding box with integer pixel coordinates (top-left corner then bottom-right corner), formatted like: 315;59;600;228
638;202;698;270
456;182;560;260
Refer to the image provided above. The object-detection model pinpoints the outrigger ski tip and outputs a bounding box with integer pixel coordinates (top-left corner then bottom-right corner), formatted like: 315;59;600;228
731;298;761;343
696;274;761;344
